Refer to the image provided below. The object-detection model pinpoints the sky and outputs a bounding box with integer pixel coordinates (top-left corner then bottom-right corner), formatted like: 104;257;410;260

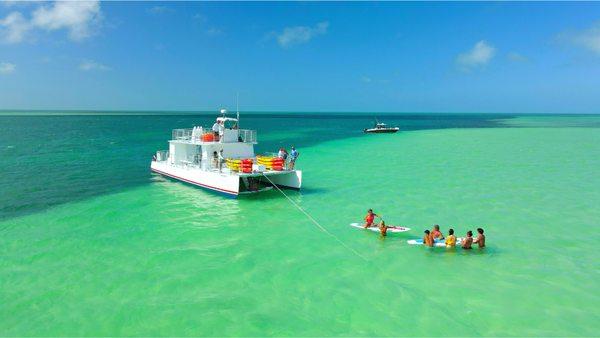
1;1;600;113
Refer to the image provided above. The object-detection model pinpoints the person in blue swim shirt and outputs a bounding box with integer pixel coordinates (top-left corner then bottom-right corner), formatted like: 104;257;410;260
289;146;299;170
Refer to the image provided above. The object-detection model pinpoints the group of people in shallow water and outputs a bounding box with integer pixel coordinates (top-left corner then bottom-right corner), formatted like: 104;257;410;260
423;224;485;249
362;209;486;249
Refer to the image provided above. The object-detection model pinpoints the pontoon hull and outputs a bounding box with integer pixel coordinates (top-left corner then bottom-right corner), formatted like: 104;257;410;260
150;161;302;197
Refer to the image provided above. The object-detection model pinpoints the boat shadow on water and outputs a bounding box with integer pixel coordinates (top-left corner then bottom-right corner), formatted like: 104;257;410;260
239;186;330;201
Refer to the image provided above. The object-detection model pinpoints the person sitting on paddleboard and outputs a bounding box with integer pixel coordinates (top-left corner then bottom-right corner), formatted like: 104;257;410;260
473;228;485;248
445;228;456;248
461;231;473;250
431;224;444;240
423;230;434;247
363;209;379;228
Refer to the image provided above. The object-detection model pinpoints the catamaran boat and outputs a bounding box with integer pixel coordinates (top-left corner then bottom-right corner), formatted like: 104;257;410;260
364;119;400;133
151;109;302;197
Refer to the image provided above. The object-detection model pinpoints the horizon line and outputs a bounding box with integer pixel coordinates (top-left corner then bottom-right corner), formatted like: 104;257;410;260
1;109;599;116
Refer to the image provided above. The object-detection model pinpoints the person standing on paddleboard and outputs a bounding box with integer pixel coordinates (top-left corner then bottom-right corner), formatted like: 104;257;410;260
363;209;379;228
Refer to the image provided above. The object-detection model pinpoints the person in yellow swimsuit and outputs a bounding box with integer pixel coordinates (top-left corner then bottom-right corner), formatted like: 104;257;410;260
445;228;456;247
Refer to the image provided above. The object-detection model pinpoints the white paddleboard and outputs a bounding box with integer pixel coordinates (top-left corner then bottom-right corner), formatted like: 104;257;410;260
407;238;465;247
350;223;411;233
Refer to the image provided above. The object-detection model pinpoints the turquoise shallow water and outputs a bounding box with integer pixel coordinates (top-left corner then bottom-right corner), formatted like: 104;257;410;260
1;114;599;336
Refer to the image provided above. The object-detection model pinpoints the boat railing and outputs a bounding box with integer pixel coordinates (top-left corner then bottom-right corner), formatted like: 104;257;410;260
174;154;203;169
171;127;257;143
172;128;193;141
155;150;169;161
238;129;257;143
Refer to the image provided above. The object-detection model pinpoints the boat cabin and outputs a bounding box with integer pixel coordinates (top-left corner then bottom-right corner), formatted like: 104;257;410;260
165;116;257;171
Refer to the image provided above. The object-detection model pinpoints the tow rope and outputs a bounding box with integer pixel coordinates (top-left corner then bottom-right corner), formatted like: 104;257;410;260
261;173;367;261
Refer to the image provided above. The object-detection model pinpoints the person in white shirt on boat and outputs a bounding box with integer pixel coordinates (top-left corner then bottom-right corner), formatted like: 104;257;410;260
218;121;225;137
212;121;220;140
278;148;288;169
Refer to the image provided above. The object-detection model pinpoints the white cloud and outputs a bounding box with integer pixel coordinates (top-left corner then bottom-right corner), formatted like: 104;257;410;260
274;21;329;48
192;13;206;22
0;11;30;43
147;6;173;15
31;1;101;41
360;75;389;84
0;1;102;44
456;40;496;69
1;1;39;7
0;62;16;74
79;60;110;71
560;21;600;55
205;27;223;36
507;52;529;63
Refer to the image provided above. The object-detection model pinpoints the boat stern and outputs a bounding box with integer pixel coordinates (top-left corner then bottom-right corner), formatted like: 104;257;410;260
263;170;302;190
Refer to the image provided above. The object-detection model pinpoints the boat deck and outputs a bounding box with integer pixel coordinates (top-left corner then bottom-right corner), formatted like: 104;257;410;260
153;159;297;177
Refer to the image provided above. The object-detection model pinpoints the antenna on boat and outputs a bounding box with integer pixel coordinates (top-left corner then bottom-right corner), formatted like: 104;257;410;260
236;92;240;126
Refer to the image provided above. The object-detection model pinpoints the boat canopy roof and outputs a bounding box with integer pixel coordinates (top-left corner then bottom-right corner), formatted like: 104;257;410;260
216;117;238;123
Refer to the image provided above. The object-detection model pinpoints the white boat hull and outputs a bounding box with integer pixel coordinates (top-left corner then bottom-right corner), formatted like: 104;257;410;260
151;161;302;197
364;127;400;133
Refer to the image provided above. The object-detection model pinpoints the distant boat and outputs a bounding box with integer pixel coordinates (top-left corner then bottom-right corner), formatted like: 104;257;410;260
364;118;400;133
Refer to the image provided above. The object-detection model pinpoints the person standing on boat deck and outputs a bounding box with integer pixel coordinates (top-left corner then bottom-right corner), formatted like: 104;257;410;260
218;121;225;138
217;150;225;173
473;228;486;248
289;146;299;169
212;151;218;170
212;121;220;139
278;148;288;160
278;148;288;168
